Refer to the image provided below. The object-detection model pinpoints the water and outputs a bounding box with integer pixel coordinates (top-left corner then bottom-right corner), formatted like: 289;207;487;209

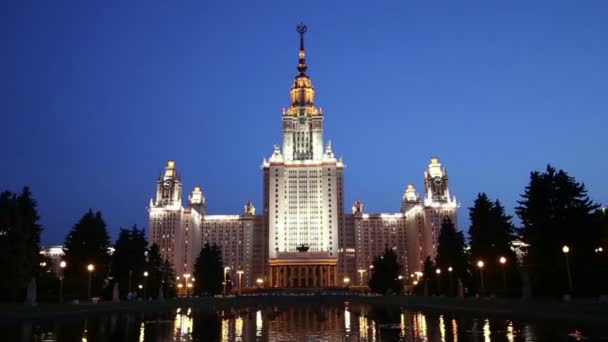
10;302;606;341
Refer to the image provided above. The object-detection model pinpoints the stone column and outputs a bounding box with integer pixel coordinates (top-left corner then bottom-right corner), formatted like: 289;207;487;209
305;267;309;287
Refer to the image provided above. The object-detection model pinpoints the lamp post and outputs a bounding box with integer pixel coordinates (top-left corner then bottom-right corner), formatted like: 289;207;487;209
223;267;231;295
358;269;366;286
237;270;244;295
184;274;191;297
476;260;485;295
143;271;149;299
59;261;67;303
344;277;350;288
86;264;95;301
447;267;453;296
256;277;264;288
562;245;573;292
435;269;442;294
128;270;133;298
499;256;507;292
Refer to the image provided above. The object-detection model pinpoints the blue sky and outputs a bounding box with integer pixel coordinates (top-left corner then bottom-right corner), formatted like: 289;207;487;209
2;1;607;244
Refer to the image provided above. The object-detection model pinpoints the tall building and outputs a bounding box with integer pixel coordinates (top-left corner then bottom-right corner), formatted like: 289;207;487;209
262;24;344;288
147;25;459;289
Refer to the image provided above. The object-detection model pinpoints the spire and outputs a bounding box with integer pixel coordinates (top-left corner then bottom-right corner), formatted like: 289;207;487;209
297;23;307;75
287;23;318;115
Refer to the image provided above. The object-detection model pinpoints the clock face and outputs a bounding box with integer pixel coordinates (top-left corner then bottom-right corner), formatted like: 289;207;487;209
433;177;442;185
163;180;171;189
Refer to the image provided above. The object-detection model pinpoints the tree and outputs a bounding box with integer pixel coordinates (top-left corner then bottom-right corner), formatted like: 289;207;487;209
0;187;42;302
110;226;147;299
193;243;224;295
412;257;436;296
516;165;601;296
368;248;402;295
145;243;164;299
435;218;469;295
468;194;518;295
161;259;176;298
63;210;111;300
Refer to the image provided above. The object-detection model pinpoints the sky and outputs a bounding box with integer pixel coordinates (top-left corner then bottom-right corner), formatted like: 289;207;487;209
2;1;607;245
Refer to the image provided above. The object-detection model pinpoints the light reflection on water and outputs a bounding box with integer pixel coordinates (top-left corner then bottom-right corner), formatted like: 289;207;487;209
11;301;604;341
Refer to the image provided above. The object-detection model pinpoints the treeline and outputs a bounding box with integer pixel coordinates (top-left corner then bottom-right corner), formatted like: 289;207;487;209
0;188;177;303
370;165;608;298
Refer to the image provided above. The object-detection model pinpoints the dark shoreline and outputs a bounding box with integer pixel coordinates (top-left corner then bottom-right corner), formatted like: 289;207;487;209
1;294;607;324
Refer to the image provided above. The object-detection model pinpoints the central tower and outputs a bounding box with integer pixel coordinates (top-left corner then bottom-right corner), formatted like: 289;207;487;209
263;24;345;288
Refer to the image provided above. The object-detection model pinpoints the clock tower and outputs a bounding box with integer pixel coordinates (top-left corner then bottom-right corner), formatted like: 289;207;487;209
154;160;183;208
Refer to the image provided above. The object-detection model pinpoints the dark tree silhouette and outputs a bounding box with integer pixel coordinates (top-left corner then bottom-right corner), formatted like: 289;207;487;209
193;243;224;295
516;165;601;296
0;187;42;302
468;194;518;295
368;248;402;295
161;259;177;298
145;243;164;298
110;226;147;298
63;210;111;300
435;218;469;295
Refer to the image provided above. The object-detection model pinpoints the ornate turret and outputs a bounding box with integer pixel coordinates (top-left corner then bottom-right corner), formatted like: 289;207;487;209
401;184;421;213
352;200;364;214
188;186;207;213
244;201;256;216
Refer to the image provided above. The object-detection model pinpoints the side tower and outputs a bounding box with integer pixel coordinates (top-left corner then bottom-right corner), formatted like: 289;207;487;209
263;24;345;288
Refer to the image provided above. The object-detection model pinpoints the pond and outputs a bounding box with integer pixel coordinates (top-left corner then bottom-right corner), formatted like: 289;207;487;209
10;301;606;341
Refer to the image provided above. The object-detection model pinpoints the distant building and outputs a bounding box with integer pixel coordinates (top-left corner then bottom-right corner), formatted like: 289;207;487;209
39;245;114;274
148;25;459;288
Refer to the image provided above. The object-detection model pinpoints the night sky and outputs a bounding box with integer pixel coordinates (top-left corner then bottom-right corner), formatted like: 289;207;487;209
3;1;607;245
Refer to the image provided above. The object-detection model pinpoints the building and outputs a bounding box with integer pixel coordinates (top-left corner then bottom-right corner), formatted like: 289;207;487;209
148;25;459;288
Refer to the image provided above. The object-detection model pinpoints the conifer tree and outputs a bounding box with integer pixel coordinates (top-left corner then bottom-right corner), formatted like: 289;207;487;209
63;210;111;300
469;193;518;295
194;243;224;295
110;226;147;298
368;248;402;295
0;187;42;302
435;218;469;295
516;165;600;296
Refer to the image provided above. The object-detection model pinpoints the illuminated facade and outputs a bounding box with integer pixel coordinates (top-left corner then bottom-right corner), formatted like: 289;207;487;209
147;25;459;288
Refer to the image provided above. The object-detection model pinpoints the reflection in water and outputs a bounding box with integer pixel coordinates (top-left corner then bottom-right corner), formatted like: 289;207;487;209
439;314;446;342
507;320;515;342
13;301;605;341
452;318;459;342
483;318;491;342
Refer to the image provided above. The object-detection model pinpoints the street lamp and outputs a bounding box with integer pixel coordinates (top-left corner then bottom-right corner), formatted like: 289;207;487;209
435;268;442;294
358;269;366;285
562;245;573;292
87;264;95;301
447;267;453;295
499;256;507;292
143;271;149;299
184;274;191;297
59;261;67;303
223;267;231;295
256;277;264;288
476;260;485;295
237;270;244;295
